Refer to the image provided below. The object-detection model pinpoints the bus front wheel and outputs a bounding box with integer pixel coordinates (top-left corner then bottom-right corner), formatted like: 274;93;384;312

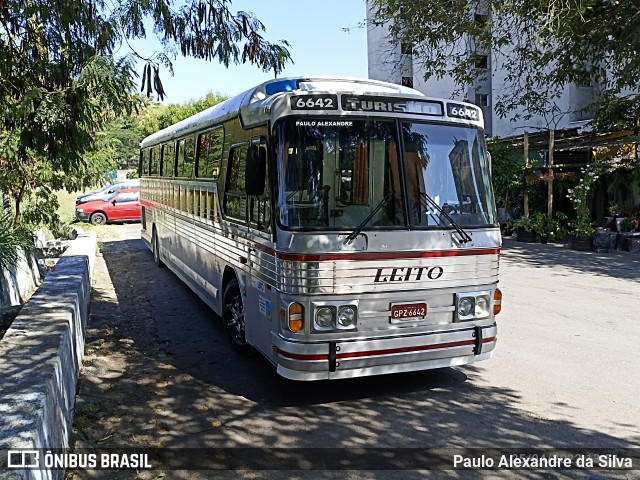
222;279;252;356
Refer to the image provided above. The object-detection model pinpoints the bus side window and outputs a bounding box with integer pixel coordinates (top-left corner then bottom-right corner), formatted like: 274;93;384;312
197;128;223;179
176;137;195;178
150;146;160;176
249;146;271;233
140;149;150;177
223;145;248;222
162;142;175;177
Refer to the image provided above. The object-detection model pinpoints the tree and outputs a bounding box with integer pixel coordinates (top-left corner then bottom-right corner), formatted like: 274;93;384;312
0;0;291;228
487;140;524;212
138;92;230;135
368;0;640;127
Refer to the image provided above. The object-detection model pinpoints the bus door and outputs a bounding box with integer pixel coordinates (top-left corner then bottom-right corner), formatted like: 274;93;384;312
244;140;277;358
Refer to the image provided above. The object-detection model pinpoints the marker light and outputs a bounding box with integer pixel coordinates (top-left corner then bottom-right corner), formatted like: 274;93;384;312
288;303;304;333
493;288;502;315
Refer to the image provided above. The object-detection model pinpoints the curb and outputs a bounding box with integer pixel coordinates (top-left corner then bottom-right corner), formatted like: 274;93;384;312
0;232;97;480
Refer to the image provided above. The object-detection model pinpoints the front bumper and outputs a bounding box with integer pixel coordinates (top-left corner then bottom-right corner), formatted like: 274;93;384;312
272;323;497;381
75;211;91;222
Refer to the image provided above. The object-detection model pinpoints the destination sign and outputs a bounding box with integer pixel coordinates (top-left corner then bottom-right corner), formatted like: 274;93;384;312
290;94;338;110
447;102;480;121
341;95;443;116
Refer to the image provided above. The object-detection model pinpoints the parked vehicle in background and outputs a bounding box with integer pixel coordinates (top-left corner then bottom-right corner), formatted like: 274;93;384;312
76;179;140;205
75;189;141;225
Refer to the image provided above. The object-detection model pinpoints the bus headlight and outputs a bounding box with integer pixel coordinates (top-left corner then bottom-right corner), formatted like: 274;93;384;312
337;306;357;329
456;291;492;321
457;297;475;318
475;295;490;318
315;307;335;330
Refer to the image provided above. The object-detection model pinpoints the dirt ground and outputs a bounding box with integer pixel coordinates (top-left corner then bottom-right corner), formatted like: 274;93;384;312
67;224;175;479
65;225;640;480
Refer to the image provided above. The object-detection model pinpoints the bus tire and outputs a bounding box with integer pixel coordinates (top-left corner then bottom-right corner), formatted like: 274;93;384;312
222;279;253;356
90;212;107;225
152;226;165;268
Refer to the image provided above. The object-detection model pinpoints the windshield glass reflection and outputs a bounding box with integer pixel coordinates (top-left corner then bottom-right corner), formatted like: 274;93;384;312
402;122;497;227
275;119;405;229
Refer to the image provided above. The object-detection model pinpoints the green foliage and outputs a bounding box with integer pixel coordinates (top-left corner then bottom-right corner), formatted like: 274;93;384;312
487;140;525;209
590;92;640;132
139;92;229;134
369;0;640;125
0;1;290;230
0;216;34;272
513;211;545;234
566;161;611;236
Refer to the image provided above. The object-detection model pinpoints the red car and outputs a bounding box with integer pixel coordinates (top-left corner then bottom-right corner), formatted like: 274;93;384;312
75;189;141;225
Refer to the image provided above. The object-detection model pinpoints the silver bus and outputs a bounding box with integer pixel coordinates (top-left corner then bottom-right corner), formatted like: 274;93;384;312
139;76;502;381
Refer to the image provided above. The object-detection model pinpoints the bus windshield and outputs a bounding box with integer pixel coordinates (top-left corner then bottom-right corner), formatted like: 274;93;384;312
402;122;497;227
275;119;405;229
275;118;497;230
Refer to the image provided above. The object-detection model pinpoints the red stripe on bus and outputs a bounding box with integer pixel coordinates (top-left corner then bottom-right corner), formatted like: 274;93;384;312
275;248;500;262
336;336;497;359
276;350;329;361
276;336;496;362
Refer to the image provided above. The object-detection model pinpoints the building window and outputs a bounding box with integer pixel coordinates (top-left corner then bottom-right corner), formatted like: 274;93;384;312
475;93;489;108
473;54;488;69
401;76;414;88
401;42;413;55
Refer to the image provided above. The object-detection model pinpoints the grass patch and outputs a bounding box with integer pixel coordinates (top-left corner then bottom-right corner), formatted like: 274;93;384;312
54;190;115;240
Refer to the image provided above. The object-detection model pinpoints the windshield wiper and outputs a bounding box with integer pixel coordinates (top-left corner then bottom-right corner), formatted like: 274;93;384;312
418;191;472;244
345;190;395;243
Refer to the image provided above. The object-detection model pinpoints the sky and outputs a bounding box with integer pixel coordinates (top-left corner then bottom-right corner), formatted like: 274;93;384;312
125;1;370;104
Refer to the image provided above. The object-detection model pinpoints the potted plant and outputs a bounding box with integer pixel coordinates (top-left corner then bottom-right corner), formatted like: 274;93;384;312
530;211;550;243
566;161;609;251
544;217;564;243
513;216;537;242
620;215;640;252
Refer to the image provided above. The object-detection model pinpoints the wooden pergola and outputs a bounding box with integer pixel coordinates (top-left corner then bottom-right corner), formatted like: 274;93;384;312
499;128;640;218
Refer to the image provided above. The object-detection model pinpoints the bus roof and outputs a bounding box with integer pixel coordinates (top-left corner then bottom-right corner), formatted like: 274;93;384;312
140;76;483;147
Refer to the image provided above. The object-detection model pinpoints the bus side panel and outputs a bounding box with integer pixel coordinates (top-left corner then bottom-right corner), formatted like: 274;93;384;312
244;233;278;362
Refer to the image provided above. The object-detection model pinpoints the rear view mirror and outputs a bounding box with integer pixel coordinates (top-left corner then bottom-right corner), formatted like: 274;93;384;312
245;145;267;196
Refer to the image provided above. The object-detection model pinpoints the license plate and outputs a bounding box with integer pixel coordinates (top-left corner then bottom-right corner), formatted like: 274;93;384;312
390;302;427;320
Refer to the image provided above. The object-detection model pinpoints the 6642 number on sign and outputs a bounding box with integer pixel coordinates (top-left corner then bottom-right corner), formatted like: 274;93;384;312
291;94;338;110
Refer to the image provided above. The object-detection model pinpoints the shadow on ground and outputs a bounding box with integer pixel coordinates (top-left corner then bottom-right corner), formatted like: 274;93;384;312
68;236;640;479
501;238;640;280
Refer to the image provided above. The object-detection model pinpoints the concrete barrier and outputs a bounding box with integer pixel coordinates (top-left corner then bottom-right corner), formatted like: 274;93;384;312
0;249;41;308
0;232;97;480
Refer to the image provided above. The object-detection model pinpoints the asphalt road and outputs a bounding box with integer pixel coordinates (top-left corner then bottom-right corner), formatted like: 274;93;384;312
69;224;640;480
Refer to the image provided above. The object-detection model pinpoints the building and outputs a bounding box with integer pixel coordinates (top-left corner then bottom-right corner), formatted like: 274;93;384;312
366;3;600;138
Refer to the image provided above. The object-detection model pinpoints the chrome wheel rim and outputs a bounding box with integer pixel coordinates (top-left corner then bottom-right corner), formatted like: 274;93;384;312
226;293;245;342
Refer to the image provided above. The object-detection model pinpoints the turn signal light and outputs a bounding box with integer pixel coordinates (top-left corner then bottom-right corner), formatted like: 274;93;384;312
288;302;304;333
493;288;502;315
